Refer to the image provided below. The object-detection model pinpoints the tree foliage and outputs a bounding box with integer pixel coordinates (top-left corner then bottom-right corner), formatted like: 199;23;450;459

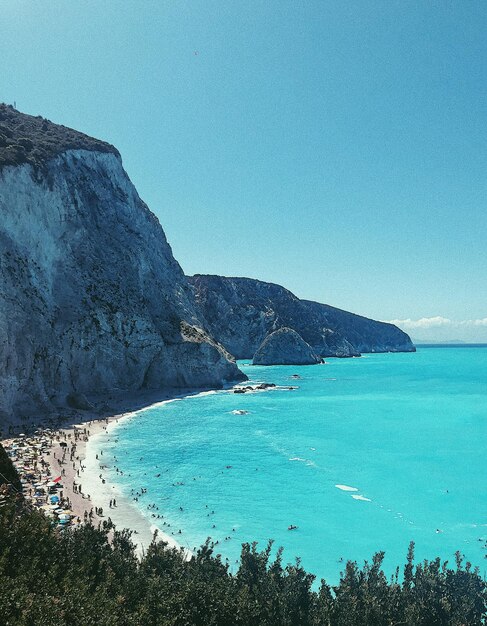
0;503;485;625
0;444;22;492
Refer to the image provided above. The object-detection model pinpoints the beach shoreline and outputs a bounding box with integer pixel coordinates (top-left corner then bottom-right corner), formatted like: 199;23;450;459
1;379;275;558
1;387;221;557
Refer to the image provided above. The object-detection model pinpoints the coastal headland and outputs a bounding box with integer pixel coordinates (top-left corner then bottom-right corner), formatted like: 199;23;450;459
0;104;413;426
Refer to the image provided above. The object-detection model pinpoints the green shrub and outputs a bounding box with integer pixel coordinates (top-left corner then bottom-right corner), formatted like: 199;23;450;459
0;500;485;626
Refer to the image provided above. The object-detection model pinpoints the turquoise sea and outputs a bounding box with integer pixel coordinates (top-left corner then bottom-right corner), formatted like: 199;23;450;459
100;346;487;583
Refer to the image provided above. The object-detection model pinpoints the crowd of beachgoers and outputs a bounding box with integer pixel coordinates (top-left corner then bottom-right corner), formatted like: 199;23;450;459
2;423;108;530
0;401;186;555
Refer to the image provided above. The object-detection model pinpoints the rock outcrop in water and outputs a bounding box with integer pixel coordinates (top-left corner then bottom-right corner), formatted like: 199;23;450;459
188;275;415;359
253;328;322;365
0;105;245;422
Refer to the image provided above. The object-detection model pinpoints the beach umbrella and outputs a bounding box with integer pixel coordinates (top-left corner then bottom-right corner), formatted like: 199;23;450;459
46;481;57;488
58;514;71;520
50;495;59;503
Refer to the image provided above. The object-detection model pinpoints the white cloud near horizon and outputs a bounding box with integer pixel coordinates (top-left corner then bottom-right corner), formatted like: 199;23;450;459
384;316;487;330
464;318;487;326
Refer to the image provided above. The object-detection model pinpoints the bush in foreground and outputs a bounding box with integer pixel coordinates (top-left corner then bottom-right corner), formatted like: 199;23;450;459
0;503;485;626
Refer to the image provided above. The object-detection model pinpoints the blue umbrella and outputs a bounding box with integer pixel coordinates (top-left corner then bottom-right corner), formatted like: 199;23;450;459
50;495;59;503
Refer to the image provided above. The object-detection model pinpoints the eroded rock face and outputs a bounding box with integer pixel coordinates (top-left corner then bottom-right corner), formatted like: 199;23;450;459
188;275;415;359
253;328;322;365
0;111;245;421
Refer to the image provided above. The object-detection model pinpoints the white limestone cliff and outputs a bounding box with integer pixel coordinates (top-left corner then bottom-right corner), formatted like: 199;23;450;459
0;149;244;421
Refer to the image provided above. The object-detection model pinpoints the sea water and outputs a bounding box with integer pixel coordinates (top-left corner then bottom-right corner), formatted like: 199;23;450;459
96;347;487;583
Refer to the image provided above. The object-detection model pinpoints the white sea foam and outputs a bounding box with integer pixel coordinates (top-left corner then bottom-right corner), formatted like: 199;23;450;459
352;495;371;502
335;484;359;492
289;457;306;462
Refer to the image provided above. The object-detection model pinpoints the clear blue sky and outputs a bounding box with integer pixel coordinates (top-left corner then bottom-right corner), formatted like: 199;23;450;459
1;1;486;340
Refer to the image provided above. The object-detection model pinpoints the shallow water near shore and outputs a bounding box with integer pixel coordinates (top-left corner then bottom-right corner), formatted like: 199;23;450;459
93;347;487;583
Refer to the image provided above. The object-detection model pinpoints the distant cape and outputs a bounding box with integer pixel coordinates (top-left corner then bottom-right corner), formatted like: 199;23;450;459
188;274;415;360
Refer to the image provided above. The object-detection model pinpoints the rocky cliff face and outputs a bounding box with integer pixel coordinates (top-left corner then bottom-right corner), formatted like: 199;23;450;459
253;328;322;365
188;275;415;359
0;106;244;421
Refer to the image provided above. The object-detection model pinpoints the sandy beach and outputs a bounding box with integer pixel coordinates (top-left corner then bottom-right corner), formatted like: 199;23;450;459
1;389;208;557
1;381;274;557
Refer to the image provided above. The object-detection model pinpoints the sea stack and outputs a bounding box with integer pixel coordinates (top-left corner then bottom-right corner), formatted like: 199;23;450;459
253;327;322;365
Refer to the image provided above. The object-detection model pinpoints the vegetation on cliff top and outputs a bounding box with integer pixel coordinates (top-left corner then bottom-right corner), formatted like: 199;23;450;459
0;104;118;169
